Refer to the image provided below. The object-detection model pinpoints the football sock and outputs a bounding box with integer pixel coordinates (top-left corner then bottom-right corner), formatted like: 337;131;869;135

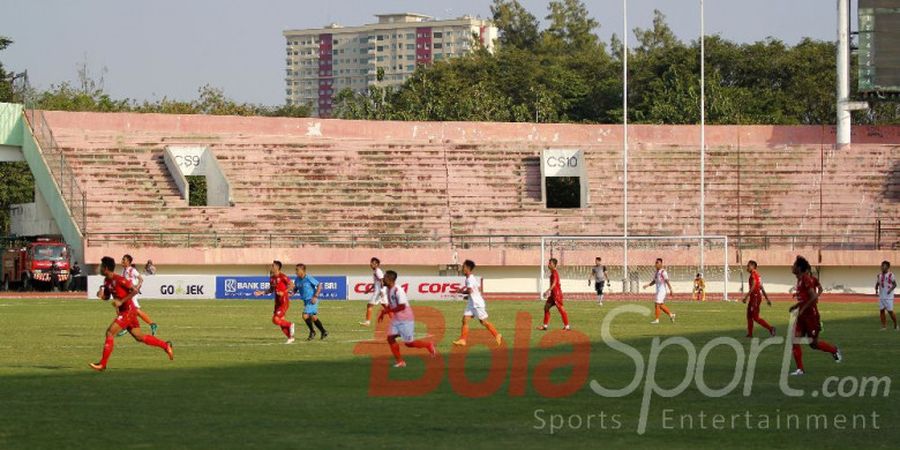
99;335;114;367
558;306;570;326
304;317;314;333
756;317;773;333
314;319;326;333
543;310;550;326
792;344;804;371
405;340;431;349
816;340;837;354
143;335;168;350
483;321;499;337
389;341;402;362
659;305;672;317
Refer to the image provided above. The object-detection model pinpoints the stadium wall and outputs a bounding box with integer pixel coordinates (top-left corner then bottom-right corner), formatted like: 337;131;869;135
29;110;900;296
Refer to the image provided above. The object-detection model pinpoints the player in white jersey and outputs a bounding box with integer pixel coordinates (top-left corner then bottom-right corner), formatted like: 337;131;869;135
379;270;437;368
119;254;158;336
452;260;502;347
644;257;676;324
360;257;388;326
588;257;608;305
876;260;897;331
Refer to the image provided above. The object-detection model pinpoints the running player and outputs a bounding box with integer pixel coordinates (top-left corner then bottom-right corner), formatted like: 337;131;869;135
360;257;387;326
741;260;775;337
645;258;676;324
693;273;706;302
452;259;502;347
788;255;842;376
876;260;897;331
294;263;328;340
117;254;158;337
253;260;296;344
538;258;570;331
89;256;173;371
588;257;608;305
379;270;437;368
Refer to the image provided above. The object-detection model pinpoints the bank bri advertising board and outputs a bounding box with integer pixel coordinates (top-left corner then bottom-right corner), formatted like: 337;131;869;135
215;276;348;300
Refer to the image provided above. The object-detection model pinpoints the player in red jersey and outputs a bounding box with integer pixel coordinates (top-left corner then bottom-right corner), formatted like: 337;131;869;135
254;260;296;344
538;258;570;331
788;255;842;376
90;256;173;371
741;260;775;338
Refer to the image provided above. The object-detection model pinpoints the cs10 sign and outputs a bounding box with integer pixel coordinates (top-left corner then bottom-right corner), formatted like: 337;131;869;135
542;149;584;177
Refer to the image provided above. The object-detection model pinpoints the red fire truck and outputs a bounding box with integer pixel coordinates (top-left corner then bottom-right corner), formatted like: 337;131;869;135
1;237;72;291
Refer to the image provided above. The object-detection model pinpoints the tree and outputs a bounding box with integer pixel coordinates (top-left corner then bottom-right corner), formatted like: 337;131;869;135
0;36;13;102
490;0;540;50
0;37;35;236
541;0;601;54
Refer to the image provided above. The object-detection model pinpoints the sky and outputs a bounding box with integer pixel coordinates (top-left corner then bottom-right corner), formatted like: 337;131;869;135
0;0;844;106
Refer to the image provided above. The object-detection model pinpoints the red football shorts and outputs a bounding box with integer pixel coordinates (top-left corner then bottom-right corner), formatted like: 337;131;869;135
114;310;140;331
274;297;290;318
794;314;821;339
546;295;564;308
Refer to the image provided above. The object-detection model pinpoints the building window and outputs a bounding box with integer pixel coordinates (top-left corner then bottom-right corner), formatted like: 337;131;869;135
377;45;384;52
406;65;415;71
434;32;443;39
377;35;384;41
406;44;415;50
434;43;442;49
406;33;414;39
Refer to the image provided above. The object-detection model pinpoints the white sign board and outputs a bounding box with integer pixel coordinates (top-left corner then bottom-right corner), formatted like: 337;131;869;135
88;275;217;300
348;276;482;301
542;148;584;177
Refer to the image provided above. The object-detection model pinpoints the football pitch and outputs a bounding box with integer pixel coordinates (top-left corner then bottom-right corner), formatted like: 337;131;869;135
0;298;896;449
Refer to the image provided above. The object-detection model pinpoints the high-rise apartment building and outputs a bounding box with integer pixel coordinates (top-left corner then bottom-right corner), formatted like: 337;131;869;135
283;13;497;117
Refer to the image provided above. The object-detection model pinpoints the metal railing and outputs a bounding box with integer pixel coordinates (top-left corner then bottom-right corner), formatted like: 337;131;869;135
876;220;900;250
85;232;454;249
23;109;87;234
734;233;888;251
82;231;897;251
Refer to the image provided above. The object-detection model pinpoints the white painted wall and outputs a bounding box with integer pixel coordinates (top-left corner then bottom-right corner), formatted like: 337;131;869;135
9;189;60;237
89;263;887;296
0;144;24;162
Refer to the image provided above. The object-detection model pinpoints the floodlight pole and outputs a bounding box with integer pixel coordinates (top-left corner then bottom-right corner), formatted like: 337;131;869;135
623;0;629;294
837;0;852;147
699;0;706;274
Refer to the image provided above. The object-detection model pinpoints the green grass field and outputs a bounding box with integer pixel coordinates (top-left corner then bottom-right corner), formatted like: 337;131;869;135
0;298;896;449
